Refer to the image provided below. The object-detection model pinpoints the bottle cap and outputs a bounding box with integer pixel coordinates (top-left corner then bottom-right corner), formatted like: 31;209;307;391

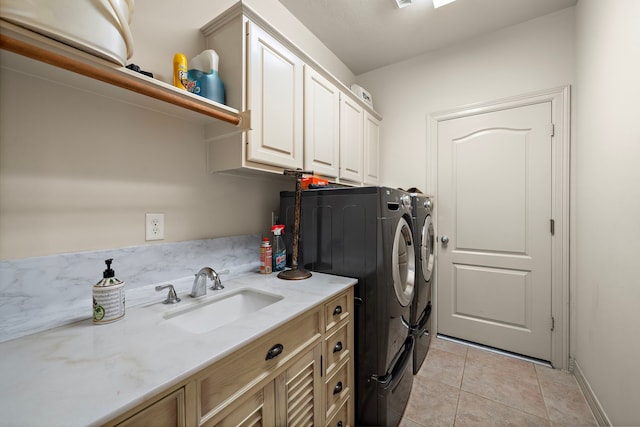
95;259;124;287
271;224;285;235
103;258;115;278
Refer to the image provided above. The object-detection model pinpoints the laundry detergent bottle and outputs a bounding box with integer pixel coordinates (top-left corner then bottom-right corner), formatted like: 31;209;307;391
272;225;286;272
187;49;225;104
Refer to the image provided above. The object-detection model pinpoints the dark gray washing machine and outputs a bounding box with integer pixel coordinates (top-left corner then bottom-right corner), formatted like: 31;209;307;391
280;186;416;427
409;193;435;374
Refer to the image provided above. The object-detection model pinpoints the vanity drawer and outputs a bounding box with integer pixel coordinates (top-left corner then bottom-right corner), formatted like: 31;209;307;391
197;307;322;422
325;292;350;332
325;395;352;427
324;321;351;377
115;388;186;427
325;360;351;418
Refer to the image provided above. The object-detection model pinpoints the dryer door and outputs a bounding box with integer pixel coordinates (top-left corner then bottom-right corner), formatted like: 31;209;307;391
393;217;416;307
421;215;435;282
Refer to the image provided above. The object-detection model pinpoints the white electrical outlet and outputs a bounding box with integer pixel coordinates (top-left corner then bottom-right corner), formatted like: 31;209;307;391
145;213;165;241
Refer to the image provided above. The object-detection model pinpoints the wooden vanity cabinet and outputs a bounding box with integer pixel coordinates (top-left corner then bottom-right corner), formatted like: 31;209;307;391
106;287;354;427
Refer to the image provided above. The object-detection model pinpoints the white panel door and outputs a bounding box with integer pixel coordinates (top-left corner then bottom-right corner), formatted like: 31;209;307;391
304;66;339;178
437;102;552;361
247;22;303;169
363;111;380;185
339;95;364;183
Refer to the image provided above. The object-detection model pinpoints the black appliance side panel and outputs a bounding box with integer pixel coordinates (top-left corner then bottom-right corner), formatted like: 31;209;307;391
281;190;384;426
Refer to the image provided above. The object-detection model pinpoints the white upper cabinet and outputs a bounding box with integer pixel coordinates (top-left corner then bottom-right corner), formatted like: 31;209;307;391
339;95;364;183
304;66;340;178
363;111;380;185
246;22;303;170
202;3;381;183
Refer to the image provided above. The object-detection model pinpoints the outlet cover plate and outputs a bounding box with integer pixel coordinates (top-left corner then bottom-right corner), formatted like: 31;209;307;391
146;213;165;241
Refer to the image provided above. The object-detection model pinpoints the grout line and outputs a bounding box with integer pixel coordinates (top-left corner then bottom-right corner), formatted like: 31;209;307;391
452;342;469;426
534;362;553;422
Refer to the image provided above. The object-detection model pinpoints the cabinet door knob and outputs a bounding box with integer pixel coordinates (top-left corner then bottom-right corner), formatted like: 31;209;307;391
333;341;343;353
333;381;343;395
333;305;343;316
265;343;284;360
337;422;343;427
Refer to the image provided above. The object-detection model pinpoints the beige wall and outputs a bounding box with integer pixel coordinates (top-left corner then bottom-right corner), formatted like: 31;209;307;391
574;0;640;425
0;0;355;260
0;66;288;259
355;8;575;191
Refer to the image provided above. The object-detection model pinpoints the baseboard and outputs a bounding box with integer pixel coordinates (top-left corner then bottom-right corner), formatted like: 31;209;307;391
571;357;612;426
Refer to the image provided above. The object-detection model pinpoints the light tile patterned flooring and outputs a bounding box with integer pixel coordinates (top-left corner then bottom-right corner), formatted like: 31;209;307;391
400;337;598;427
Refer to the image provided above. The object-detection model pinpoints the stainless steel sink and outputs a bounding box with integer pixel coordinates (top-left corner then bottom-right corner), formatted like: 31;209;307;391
163;288;283;334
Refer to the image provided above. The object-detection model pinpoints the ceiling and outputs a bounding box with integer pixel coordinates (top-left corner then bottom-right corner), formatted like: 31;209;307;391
278;0;577;75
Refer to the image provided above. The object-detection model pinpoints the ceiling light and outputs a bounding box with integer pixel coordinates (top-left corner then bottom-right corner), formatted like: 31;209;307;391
433;0;456;8
393;0;413;8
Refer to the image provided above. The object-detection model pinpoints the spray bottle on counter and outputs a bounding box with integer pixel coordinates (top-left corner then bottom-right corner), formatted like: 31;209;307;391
93;258;125;324
260;237;272;274
271;225;286;272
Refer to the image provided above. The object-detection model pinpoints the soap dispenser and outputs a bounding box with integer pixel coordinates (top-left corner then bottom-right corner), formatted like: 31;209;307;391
92;258;125;324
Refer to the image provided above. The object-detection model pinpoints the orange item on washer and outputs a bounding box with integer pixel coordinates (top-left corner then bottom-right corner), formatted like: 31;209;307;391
302;176;328;189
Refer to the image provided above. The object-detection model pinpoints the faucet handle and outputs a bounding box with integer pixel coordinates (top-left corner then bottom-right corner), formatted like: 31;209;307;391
155;284;181;304
209;269;229;291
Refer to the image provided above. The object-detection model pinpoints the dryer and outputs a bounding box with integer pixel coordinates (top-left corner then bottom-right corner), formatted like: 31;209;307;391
410;193;435;374
280;186;415;427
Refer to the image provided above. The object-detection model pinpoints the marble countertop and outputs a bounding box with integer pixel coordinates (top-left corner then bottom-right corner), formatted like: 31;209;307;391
0;271;356;427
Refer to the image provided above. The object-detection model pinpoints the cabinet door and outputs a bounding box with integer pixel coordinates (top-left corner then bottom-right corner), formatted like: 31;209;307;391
209;382;276;427
363;112;380;185
304;66;340;178
247;21;303;169
339;95;364;183
276;343;323;426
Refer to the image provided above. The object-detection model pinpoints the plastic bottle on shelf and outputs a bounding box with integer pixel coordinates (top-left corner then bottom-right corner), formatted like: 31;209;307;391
271;225;286;272
172;53;188;90
187;49;225;104
260;237;272;274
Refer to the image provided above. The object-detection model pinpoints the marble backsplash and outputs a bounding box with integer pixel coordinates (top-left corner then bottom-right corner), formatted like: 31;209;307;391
0;234;262;343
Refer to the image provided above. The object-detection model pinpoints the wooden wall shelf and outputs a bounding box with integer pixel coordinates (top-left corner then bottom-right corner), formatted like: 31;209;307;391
0;21;247;136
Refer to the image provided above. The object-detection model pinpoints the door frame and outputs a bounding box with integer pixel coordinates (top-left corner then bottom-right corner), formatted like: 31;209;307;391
427;86;571;370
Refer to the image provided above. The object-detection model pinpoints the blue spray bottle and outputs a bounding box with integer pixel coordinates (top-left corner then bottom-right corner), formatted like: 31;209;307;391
271;225;286;272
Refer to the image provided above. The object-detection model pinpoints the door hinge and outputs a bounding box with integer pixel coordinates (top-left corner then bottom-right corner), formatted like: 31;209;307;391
550;123;555;137
551;316;555;331
550;219;555;235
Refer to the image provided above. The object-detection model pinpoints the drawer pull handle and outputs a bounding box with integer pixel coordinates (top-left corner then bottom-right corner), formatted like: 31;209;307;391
333;381;343;395
333;341;343;353
265;344;284;360
337;422;343;427
333;305;343;316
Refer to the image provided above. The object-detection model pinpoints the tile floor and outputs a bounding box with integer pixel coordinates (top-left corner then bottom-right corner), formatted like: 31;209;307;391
400;337;598;427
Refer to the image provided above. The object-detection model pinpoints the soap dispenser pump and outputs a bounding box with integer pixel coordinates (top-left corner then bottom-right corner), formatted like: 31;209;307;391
93;258;125;324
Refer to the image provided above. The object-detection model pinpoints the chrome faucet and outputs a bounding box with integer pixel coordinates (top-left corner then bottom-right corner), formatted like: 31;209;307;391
191;267;224;297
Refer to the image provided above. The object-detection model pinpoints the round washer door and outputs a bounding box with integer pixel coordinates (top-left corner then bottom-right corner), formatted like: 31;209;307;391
421;215;435;282
393;216;415;307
